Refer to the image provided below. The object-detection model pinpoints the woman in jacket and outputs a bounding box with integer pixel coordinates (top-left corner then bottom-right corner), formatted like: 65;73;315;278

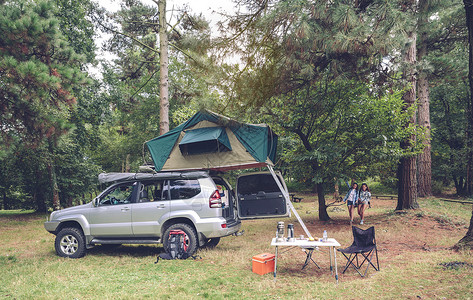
343;182;359;224
357;183;371;225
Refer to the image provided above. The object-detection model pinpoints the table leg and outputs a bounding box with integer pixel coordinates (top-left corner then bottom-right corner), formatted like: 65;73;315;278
333;246;339;284
274;245;278;280
329;246;333;274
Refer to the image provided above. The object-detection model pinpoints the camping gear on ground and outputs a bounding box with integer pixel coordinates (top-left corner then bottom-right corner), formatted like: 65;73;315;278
156;230;190;261
252;253;275;275
337;226;380;277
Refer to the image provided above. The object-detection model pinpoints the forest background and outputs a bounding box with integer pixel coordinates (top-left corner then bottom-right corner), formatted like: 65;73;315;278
1;0;473;246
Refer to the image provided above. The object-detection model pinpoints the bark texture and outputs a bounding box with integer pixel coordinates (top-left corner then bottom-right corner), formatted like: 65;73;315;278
417;0;432;197
317;182;330;221
397;29;419;210
158;0;169;135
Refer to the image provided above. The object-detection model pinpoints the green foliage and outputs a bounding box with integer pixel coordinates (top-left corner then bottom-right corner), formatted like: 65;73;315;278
260;79;418;191
0;0;87;144
427;3;469;195
0;0;102;211
88;0;222;171
54;0;96;63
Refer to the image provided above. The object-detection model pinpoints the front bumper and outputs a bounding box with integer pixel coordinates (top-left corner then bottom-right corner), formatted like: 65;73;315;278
44;220;60;233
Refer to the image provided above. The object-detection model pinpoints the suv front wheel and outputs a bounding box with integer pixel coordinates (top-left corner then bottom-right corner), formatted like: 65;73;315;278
55;227;86;258
162;223;198;256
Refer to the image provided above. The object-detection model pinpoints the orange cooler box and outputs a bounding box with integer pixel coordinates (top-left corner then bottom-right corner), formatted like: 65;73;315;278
252;253;275;275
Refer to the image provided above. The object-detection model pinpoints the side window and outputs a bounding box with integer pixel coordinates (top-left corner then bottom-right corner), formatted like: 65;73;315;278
169;179;201;200
138;181;165;203
99;183;135;206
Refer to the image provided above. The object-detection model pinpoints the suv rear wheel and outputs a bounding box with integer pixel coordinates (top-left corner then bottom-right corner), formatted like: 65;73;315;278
162;223;198;256
55;227;86;258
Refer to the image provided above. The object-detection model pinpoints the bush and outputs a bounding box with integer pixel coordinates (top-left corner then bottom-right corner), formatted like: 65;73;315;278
363;178;397;195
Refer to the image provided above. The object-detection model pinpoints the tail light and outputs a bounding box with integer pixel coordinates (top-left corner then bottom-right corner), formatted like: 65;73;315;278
209;190;222;208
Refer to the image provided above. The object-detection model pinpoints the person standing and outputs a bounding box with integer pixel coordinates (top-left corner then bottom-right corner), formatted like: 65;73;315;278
357;183;371;225
343;182;359;224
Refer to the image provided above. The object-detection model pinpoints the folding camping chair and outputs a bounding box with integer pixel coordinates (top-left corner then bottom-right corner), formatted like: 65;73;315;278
337;226;379;277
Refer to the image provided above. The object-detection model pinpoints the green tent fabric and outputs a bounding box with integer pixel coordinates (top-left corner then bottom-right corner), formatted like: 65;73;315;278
145;110;278;171
179;127;232;155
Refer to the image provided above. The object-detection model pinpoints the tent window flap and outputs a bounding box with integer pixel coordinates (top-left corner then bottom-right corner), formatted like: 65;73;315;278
179;127;232;155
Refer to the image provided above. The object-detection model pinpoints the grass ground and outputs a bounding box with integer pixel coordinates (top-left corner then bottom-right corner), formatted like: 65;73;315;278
1;196;472;299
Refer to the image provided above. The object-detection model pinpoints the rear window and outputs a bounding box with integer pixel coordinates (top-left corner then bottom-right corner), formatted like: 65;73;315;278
169;179;201;200
237;174;282;195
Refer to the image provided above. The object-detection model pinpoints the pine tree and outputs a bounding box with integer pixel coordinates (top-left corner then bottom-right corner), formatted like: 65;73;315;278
456;0;473;249
0;0;87;210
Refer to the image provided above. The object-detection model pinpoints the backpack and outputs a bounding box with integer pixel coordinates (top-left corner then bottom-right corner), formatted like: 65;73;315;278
156;230;189;261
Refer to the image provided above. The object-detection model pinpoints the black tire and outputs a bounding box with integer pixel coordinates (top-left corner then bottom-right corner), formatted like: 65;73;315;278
54;227;86;258
202;237;220;249
162;223;198;257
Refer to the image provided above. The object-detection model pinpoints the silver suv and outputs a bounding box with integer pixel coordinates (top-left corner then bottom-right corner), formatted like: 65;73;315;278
44;171;289;258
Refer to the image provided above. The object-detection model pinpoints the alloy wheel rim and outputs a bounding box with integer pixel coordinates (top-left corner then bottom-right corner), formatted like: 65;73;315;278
60;235;78;255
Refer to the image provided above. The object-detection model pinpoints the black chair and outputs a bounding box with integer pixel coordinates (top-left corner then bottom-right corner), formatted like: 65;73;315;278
337;226;379;277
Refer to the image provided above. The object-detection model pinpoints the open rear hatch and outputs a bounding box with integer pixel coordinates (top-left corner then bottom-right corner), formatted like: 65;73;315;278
212;176;238;226
236;172;289;219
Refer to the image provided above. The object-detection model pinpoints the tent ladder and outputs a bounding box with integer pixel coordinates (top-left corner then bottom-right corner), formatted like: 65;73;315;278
267;165;314;240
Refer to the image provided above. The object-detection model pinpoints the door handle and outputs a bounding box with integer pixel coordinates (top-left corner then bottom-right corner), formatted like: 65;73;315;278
121;207;130;212
157;204;166;209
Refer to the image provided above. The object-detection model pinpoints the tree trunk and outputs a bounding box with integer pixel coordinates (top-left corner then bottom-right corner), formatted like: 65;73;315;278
417;73;432;197
158;0;169;135
2;189;9;210
317;182;330;221
33;177;47;213
417;0;432;197
397;156;419;210
47;160;60;211
397;28;419;210
454;207;473;249
125;153;131;172
456;0;473;249
47;139;60;211
295;127;330;221
334;179;339;201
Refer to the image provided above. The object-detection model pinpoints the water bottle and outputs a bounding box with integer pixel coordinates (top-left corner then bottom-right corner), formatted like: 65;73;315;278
287;224;294;242
323;230;327;242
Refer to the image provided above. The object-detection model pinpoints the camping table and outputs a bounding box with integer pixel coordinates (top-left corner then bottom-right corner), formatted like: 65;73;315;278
271;237;341;283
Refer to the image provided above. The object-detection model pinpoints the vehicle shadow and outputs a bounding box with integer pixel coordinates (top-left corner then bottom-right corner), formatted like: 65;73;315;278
87;244;164;257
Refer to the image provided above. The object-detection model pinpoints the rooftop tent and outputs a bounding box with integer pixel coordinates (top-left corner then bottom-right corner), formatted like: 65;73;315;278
145;110;278;171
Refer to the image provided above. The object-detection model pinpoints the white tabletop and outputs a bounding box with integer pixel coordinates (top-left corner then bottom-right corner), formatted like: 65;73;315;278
271;237;340;247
